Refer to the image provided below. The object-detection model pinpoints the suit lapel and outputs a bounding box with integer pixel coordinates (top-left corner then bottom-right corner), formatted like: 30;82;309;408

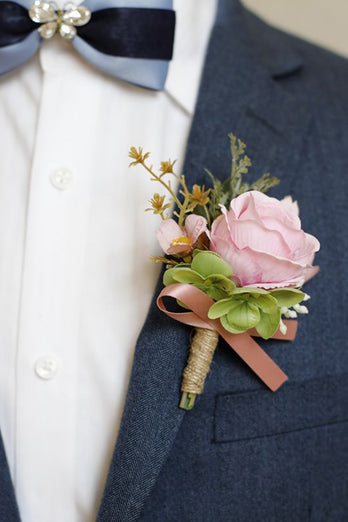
183;1;313;197
0;431;21;521
97;1;313;520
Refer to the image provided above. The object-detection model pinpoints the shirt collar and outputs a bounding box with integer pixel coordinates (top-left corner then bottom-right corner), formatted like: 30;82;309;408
165;0;218;115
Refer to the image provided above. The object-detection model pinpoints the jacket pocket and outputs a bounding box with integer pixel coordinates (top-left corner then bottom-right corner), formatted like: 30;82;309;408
214;373;348;443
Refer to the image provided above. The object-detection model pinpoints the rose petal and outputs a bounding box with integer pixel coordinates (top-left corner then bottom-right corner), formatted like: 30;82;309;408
302;264;320;283
209;211;228;239
210;238;308;287
281;195;300;217
210;191;319;288
249;217;319;263
292;232;320;265
224;215;292;258
232;191;302;231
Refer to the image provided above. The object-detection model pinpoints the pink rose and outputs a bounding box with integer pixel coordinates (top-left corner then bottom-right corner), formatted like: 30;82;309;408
209;191;320;288
157;214;207;255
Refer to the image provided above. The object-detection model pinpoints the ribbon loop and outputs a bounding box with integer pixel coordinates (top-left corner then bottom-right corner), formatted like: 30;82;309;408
157;284;297;392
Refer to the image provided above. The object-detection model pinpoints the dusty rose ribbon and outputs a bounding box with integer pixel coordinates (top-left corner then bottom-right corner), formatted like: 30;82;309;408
157;283;298;392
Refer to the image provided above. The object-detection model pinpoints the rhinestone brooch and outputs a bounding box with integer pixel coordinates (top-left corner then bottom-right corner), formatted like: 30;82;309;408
29;1;91;40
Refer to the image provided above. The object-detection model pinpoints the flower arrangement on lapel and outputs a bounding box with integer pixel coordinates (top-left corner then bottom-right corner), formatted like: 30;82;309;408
129;134;320;410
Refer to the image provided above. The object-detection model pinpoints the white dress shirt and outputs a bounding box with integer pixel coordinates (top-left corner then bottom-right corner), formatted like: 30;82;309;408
0;1;217;520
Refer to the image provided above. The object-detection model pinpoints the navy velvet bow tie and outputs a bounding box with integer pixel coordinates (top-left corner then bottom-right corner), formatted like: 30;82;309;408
0;0;176;90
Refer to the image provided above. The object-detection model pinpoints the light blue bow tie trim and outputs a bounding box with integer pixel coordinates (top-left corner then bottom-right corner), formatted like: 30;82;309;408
0;0;174;90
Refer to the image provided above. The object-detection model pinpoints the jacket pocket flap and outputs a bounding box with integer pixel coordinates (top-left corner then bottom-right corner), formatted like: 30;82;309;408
214;374;348;443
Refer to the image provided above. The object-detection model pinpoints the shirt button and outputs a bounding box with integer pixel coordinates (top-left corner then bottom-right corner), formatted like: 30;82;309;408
50;167;74;190
35;356;59;380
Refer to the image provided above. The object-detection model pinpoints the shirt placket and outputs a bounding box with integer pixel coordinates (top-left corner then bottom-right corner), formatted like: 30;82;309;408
14;41;101;522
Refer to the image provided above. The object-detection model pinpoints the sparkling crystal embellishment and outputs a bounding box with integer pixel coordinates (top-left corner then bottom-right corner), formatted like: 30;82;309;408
29;1;91;40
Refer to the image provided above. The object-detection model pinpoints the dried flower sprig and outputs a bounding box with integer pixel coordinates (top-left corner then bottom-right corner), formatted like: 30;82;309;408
129;133;280;229
129;147;211;228
146;193;172;220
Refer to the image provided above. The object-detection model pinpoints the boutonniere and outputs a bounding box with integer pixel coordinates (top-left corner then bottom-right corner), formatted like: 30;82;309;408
129;134;320;410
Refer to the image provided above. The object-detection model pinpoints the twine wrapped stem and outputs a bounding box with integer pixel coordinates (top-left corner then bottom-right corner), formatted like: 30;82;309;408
179;327;219;410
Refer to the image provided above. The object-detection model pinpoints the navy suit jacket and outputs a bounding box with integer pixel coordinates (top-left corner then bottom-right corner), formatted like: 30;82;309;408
1;1;348;520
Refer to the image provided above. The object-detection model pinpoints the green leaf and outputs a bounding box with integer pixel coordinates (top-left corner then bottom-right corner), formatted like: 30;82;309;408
255;309;281;340
226;301;260;331
220;314;246;334
163;268;178;286
208;298;240;319
232;287;269;296
248;172;280;195
168;268;204;285
270;288;305;308
204;274;236;294
176;299;191;310
191;251;233;278
206;286;230;301
251;293;279;314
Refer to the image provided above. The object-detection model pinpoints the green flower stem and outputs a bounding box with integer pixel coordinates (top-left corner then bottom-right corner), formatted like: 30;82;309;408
202;204;211;226
179;392;196;410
